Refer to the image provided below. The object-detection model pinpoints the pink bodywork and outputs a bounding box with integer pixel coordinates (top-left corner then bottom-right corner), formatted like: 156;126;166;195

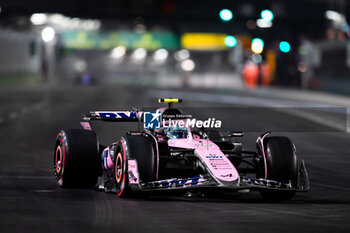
100;115;239;185
80;122;92;131
168;136;239;183
160;118;239;183
101;146;140;184
128;160;139;184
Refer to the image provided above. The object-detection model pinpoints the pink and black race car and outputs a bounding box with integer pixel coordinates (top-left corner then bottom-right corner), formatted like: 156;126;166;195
54;99;309;201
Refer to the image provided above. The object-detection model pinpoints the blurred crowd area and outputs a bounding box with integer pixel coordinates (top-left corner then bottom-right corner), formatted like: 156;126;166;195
0;0;350;94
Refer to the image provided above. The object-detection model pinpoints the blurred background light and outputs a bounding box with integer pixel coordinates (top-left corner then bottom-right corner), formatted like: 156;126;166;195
132;48;147;60
153;49;169;63
298;45;308;56
325;10;343;23
41;26;55;42
251;38;264;54
219;9;233;21
174;49;190;61
30;13;47;25
74;60;87;73
261;10;274;21
180;59;195;71
224;36;237;48
31;13;101;30
134;24;147;33
110;46;127;59
252;54;262;64
279;41;291;53
341;23;350;33
298;61;307;73
246;20;256;29
181;33;228;50
256;19;273;28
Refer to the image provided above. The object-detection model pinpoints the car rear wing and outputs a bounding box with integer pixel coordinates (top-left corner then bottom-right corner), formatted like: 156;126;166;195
83;111;143;122
82;98;182;122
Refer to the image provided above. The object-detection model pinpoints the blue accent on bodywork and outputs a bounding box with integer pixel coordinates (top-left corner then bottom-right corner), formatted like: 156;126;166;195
98;112;138;119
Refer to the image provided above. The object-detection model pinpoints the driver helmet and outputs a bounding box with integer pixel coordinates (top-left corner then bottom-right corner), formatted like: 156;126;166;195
166;125;188;139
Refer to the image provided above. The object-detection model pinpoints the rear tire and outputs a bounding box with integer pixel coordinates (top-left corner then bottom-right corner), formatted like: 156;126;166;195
259;136;297;201
54;129;99;188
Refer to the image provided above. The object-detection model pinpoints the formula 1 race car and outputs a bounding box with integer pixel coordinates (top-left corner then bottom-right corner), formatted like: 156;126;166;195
54;99;309;201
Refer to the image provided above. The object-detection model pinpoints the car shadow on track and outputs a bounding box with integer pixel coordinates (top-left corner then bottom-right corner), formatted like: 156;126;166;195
118;191;350;205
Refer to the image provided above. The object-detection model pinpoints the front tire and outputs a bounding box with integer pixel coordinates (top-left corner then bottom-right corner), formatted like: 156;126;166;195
54;129;99;188
114;138;130;197
114;134;156;197
259;136;298;201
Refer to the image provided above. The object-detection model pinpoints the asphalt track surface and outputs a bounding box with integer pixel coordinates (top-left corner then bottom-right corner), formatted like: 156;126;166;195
0;85;349;233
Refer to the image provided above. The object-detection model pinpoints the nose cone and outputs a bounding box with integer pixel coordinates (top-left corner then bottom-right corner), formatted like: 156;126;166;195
194;140;239;183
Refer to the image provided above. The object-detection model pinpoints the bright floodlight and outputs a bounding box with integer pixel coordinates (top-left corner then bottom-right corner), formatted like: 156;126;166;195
224;36;237;48
153;49;169;62
219;9;233;21
30;13;47;25
261;10;274;21
325;10;342;23
279;41;291;53
132;48;147;60
41;27;55;42
256;19;273;28
74;60;87;72
111;46;126;59
180;59;195;72
174;49;190;61
251;38;264;54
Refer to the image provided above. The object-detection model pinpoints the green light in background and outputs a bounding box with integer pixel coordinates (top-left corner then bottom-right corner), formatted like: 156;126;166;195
279;41;291;53
224;35;237;47
261;10;274;21
298;45;308;55
219;9;233;21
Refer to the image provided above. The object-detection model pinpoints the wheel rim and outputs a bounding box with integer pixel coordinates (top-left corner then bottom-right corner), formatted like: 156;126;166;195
115;152;123;184
55;145;62;174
